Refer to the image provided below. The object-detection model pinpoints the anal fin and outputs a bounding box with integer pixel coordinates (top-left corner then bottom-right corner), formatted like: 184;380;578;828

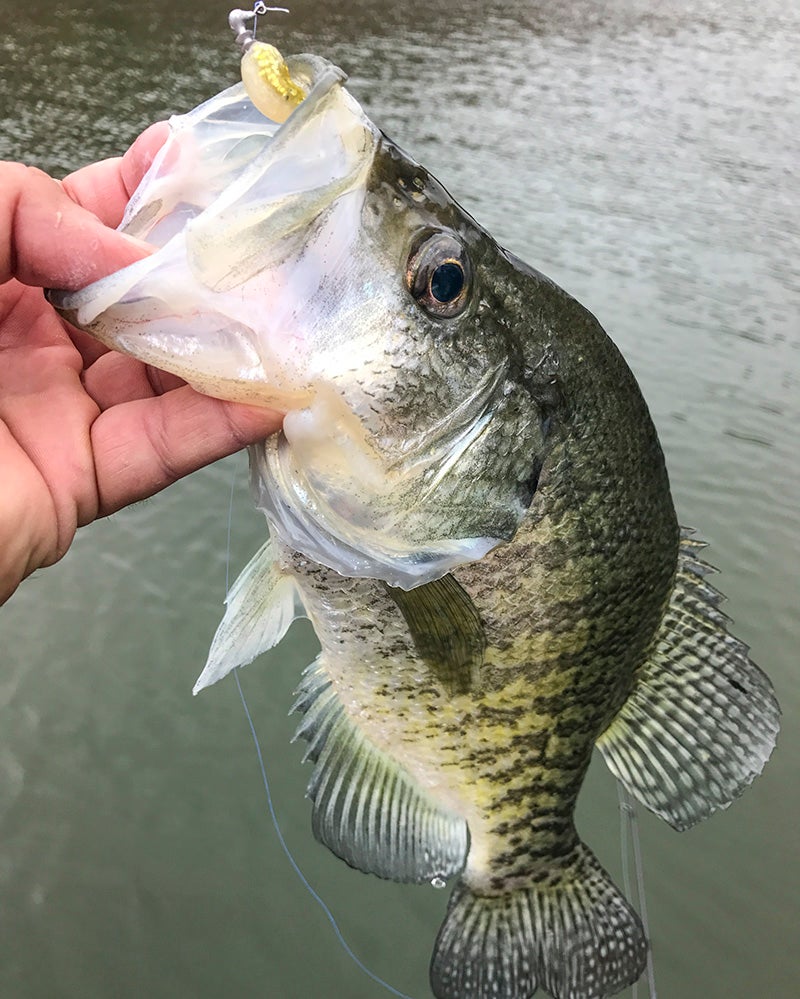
291;658;469;884
597;529;780;830
193;539;300;694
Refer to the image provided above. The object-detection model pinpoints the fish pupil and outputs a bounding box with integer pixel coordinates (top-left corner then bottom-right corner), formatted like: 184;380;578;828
430;261;464;303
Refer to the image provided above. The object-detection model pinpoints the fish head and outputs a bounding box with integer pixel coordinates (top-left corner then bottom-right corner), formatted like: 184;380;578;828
52;56;560;588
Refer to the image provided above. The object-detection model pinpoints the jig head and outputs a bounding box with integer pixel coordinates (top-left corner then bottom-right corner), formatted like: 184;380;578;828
229;3;306;122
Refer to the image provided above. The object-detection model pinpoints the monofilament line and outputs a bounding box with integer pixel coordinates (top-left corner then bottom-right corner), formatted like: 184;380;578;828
617;781;658;998
224;461;415;999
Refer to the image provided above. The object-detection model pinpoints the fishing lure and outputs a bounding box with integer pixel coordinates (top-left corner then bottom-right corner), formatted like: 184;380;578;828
229;4;306;121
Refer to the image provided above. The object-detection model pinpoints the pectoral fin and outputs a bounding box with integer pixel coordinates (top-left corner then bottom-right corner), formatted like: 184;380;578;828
386;575;486;696
193;540;301;694
597;530;780;830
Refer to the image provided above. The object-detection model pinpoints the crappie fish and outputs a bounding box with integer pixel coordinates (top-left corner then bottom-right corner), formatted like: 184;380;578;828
52;32;780;999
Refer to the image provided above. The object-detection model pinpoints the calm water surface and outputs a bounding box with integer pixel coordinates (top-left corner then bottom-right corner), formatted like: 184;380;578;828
1;1;798;996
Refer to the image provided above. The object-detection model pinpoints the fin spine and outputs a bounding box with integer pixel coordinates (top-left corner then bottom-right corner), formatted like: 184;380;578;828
597;529;780;830
292;658;469;884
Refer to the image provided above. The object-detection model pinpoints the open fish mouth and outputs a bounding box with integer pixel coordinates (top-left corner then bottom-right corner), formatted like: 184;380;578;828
50;55;378;409
50;42;545;588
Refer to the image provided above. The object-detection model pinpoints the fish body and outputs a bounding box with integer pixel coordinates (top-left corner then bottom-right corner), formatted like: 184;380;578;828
51;53;780;999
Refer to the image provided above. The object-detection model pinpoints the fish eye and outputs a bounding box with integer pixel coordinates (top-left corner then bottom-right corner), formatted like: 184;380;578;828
406;232;471;318
430;262;465;302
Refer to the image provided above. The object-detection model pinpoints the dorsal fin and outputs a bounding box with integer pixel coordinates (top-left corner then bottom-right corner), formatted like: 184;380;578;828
291;658;469;883
596;529;780;830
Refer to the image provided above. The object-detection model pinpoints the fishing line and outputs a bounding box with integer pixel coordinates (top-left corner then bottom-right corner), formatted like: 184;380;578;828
225;467;237;593
617;781;658;999
223;461;415;999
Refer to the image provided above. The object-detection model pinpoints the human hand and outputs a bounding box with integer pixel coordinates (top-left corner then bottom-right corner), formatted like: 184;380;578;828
0;128;283;605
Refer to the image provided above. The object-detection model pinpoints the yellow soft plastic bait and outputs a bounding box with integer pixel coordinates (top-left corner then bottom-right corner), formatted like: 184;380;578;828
241;41;306;121
229;5;306;122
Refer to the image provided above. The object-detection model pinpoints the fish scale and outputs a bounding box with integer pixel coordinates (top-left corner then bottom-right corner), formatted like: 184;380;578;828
279;324;676;894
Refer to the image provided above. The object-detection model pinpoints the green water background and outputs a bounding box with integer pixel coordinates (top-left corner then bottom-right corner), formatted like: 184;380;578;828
1;1;797;996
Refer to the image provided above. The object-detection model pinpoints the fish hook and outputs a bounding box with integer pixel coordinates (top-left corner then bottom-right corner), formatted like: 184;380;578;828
229;3;289;53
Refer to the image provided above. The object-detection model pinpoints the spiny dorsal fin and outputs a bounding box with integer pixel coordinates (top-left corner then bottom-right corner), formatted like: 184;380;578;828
430;842;647;999
291;658;469;883
193;540;300;694
596;529;780;830
385;574;486;695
